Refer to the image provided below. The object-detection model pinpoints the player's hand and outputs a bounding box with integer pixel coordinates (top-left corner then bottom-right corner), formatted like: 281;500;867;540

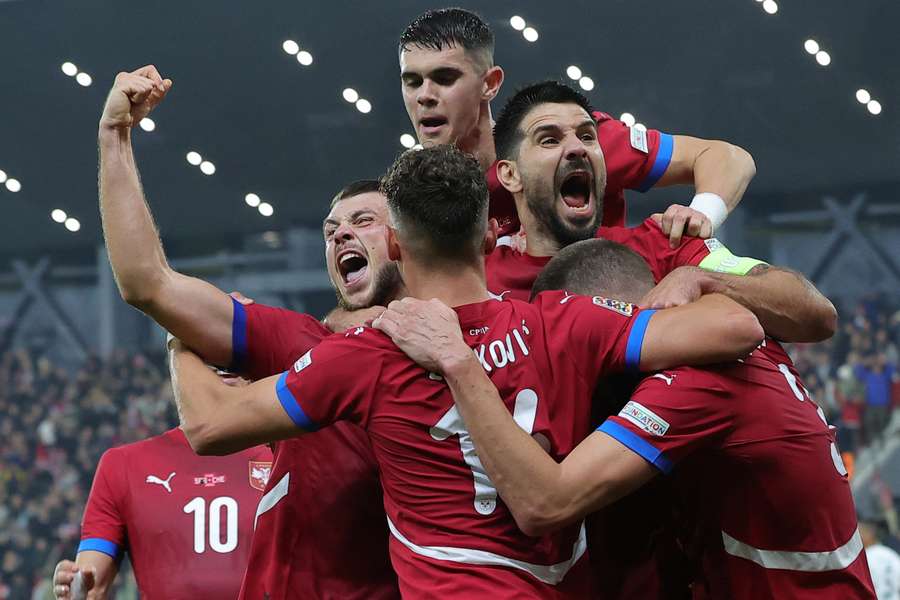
639;266;711;309
372;297;469;374
651;204;713;248
99;65;172;131
53;561;95;599
323;305;387;332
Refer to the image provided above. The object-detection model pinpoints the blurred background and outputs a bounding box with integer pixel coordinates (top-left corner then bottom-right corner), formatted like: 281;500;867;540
0;0;898;596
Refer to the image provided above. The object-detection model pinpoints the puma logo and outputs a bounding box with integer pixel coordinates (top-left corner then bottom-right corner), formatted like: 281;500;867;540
559;292;576;304
146;472;176;493
651;373;675;386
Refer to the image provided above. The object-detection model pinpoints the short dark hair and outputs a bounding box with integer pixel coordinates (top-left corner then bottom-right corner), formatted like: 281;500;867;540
494;81;596;161
330;179;382;208
399;8;494;67
531;239;654;302
380;145;488;264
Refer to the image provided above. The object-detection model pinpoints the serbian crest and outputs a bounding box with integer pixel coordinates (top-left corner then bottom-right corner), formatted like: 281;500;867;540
249;461;272;491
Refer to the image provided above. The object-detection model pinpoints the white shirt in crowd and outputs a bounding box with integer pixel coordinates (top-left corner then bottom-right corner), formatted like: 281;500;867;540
867;543;900;600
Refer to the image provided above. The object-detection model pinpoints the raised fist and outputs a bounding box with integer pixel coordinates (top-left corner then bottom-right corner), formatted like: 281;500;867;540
100;64;172;130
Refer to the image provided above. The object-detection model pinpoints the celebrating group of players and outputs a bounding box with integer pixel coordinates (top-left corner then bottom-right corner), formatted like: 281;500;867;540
50;7;877;600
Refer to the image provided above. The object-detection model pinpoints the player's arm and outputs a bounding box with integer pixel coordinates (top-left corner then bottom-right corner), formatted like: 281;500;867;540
99;65;237;366
52;558;113;600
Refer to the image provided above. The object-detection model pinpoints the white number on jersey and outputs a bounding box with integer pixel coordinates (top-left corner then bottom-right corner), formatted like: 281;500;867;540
182;496;239;554
431;388;538;515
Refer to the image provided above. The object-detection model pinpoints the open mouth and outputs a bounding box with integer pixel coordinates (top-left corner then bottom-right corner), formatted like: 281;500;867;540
559;171;593;211
419;116;448;133
338;251;369;286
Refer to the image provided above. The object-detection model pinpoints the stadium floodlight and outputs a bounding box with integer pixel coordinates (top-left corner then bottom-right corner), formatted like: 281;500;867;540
356;98;372;114
282;40;300;55
199;161;216;175
342;88;359;103
509;16;526;31
804;39;820;55
867;100;882;115
523;27;539;42
620;112;636;127
566;66;582;80
245;193;261;207
579;77;595;91
258;202;274;217
297;51;313;66
61;62;78;76
64;217;81;232
186;151;203;166
0;169;6;183
762;0;778;14
5;178;21;193
400;134;416;149
815;51;831;66
76;72;92;87
139;118;156;132
51;209;67;223
856;89;871;104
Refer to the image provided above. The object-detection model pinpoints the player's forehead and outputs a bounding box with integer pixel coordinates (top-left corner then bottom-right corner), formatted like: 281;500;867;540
324;192;387;225
522;103;594;135
399;44;479;75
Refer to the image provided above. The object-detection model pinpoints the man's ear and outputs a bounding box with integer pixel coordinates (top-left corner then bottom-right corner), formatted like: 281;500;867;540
497;159;523;194
483;218;499;255
387;226;402;262
483;65;504;102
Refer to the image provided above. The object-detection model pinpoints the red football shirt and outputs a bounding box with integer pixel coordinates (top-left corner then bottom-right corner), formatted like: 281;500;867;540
78;428;272;600
598;341;876;599
487;113;674;235
486;217;713;301
274;292;655;597
230;300;399;599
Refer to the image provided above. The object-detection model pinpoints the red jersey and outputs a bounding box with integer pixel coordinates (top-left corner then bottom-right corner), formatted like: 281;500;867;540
598;341;876;599
486;218;714;301
275;292;655;597
230;300;399;599
78;428;272;600
488;113;674;234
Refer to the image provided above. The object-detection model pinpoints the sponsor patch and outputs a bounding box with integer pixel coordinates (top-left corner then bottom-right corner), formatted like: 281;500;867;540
293;350;312;373
249;461;272;491
619;401;669;436
704;238;723;252
194;473;227;487
630;126;649;153
592;296;635;316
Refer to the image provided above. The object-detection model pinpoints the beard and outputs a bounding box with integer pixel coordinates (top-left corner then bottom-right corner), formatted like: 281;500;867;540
523;172;604;249
335;260;403;310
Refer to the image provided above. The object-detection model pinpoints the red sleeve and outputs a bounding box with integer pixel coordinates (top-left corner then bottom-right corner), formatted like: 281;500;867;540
273;331;382;431
594;112;674;193
78;450;126;559
597;218;712;283
598;368;732;474
486;162;520;237
230;298;330;381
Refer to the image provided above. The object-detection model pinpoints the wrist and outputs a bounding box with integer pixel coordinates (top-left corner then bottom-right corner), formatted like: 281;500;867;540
689;192;727;231
439;348;480;380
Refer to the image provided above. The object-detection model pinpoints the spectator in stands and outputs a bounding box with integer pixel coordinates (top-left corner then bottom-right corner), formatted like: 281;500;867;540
857;353;897;444
862;520;900;600
835;364;865;454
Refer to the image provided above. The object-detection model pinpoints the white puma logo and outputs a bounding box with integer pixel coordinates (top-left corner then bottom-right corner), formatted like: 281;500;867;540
651;373;675;386
146;472;176;493
559;292;576;304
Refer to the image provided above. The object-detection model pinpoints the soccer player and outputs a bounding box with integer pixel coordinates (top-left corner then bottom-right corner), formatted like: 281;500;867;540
97;67;399;598
167;145;766;597
398;8;757;243
374;238;876;599
51;427;272;599
486;79;836;344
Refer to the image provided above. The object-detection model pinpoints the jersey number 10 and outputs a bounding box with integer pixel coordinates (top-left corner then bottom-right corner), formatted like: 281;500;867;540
183;496;239;554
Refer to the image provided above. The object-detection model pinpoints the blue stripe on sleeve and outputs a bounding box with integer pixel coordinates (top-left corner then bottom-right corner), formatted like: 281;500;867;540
625;309;656;372
230;297;248;373
77;537;120;559
598;421;674;474
636;132;674;192
276;371;318;431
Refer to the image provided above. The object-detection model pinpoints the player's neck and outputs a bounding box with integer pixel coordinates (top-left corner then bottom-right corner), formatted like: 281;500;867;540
402;260;491;308
514;198;561;258
458;103;497;171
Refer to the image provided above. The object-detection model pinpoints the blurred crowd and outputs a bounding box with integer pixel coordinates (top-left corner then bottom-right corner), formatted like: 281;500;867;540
0;295;898;598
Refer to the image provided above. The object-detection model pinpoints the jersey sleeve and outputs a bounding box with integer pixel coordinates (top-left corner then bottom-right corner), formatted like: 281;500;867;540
78;450;126;559
230;298;331;381
594;112;674;193
273;332;382;431
597;369;732;474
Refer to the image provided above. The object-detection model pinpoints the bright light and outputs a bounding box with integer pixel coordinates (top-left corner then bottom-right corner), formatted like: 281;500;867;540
258;202;274;217
139;117;156;132
815;50;831;66
5;178;21;193
245;193;261;207
762;0;778;14
282;40;300;55
566;66;582;80
620;112;636;127
510;16;526;31
867;100;882;115
579;76;595;91
64;218;81;232
61;62;78;77
76;72;92;87
400;134;416;148
523;27;539;42
804;39;820;55
856;89;871;104
186;151;202;166
200;161;216;175
0;170;6;183
356;98;372;114
342;88;359;103
296;51;313;66
51;209;67;223
634;123;647;133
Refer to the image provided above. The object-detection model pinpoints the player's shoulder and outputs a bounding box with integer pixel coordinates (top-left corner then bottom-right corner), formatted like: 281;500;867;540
597;217;663;242
591;110;616;124
101;428;181;462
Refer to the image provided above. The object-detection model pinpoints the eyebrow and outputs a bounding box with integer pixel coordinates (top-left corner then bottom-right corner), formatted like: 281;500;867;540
323;209;377;228
531;119;597;137
401;66;463;82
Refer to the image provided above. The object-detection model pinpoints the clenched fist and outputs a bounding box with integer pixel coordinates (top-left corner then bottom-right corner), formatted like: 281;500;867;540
99;64;172;131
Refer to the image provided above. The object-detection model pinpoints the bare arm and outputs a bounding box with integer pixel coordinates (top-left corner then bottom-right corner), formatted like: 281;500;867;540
52;555;115;600
99;66;234;366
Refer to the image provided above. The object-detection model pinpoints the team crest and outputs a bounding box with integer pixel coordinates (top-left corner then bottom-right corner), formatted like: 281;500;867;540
592;296;635;316
249;461;272;491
